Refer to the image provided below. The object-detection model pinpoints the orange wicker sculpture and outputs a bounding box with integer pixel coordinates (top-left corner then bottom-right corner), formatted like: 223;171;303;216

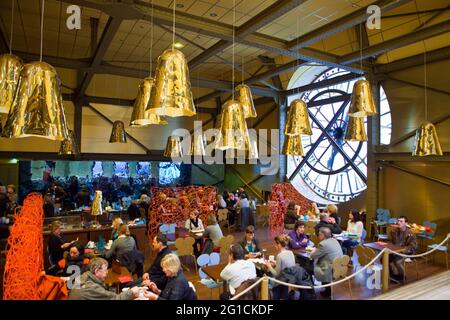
269;183;312;237
3;192;44;300
147;186;218;241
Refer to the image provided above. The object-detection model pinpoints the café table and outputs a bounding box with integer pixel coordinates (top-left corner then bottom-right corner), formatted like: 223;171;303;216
201;262;229;293
363;242;406;293
292;248;315;275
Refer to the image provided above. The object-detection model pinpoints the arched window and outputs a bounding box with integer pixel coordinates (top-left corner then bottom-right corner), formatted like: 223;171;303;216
286;66;392;203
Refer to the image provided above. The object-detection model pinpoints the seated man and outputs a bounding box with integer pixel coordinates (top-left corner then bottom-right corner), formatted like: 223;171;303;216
310;227;343;297
315;213;342;236
69;257;139;300
288;221;309;250
389;216;417;282
220;244;257;299
126;233;171;290
58;246;89;277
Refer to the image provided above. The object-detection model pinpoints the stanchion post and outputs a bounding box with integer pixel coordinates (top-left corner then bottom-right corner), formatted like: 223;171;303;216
260;277;269;300
382;249;389;293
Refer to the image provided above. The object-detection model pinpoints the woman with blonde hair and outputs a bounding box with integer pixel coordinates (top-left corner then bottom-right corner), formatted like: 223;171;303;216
144;253;197;300
308;202;320;217
48;220;75;266
111;216;123;241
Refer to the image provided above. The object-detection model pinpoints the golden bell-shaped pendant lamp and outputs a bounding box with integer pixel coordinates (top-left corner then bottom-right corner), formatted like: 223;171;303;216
191;133;206;156
285;99;312;136
3;61;69;140
348;80;377;117
91;190;103;216
0;54;23;114
146;49;196;117
282;135;304;156
412;121;443;156
236;84;257;118
59;130;79;155
344;116;367;142
164;136;183;158
215;100;250;151
130;77;168;127
109;120;127;143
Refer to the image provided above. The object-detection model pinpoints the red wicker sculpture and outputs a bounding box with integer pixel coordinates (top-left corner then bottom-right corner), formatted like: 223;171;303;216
147;186;218;241
269;183;312;237
3;193;44;300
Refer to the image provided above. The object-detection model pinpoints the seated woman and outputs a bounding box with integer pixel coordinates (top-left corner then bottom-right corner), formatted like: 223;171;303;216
144;254;197;300
239;225;262;259
284;201;299;229
342;210;364;254
185;210;204;256
105;224;143;276
58;246;90;276
307;202;320;218
111;216;123;241
202;214;223;254
326;204;340;225
48;221;74;266
265;234;296;300
105;224;137;260
288;221;310;250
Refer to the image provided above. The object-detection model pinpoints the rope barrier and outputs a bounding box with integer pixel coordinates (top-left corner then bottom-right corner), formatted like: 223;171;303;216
226;233;450;299
269;248;386;289
387;233;450;258
230;277;264;300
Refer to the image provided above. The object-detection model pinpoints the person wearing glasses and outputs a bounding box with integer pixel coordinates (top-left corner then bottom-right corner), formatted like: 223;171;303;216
69;257;139;300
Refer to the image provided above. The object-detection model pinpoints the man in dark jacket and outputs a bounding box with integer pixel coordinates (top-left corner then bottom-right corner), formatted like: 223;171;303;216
126;233;171;289
315;213;342;236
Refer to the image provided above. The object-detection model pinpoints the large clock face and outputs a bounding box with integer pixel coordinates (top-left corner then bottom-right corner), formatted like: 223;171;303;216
287;68;391;203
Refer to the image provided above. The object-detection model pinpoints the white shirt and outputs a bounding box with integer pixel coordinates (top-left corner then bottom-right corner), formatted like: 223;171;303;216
220;259;257;290
347;221;364;242
185;218;204;232
236;198;250;208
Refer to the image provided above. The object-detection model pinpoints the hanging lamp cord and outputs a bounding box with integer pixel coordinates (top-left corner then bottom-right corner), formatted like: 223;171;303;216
40;0;45;62
172;0;176;51
424;49;428;121
9;0;14;54
150;0;154;75
232;0;235;101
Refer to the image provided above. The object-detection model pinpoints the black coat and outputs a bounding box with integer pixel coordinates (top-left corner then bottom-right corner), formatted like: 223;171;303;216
157;272;197;300
315;220;342;235
146;246;171;289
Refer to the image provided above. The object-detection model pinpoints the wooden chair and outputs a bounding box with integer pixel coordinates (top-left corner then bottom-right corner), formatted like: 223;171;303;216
217;209;230;233
197;253;222;298
219;235;235;262
403;257;419;282
174;237;197;274
426;240;449;270
256;206;269;228
305;221;316;236
331;255;352;300
309;234;320;247
106;260;134;293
